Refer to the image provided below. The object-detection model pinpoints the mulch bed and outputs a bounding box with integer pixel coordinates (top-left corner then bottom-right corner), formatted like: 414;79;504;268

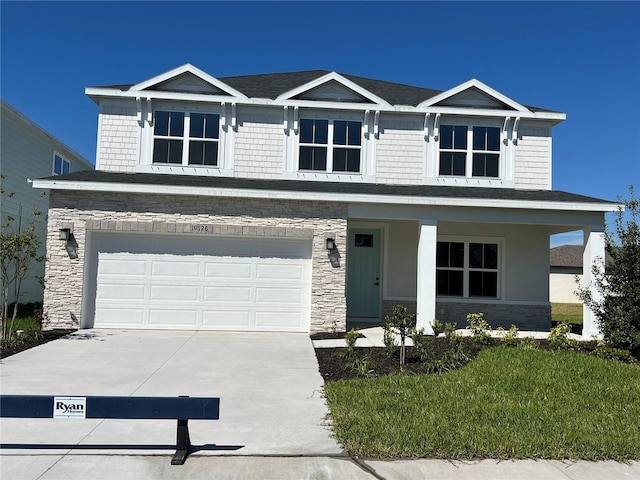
0;329;75;359
315;337;600;382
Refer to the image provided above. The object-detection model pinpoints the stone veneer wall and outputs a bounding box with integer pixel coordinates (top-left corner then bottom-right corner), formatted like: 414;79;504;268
381;300;551;331
44;190;347;333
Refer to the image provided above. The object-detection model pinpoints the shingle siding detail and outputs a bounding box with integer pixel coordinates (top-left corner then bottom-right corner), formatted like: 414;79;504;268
234;111;284;179
514;126;551;190
97;104;139;172
43;191;347;333
376;118;425;184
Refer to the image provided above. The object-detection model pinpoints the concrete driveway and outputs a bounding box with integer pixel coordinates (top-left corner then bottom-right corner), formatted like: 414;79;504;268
0;330;344;468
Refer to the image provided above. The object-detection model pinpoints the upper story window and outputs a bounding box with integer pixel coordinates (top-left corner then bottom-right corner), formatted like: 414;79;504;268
53;153;70;175
439;125;500;178
436;240;500;298
153;111;220;166
299;118;362;173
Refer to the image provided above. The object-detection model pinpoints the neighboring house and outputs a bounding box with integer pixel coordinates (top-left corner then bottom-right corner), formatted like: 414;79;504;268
549;244;613;303
1;100;93;304
550;245;584;303
33;64;617;338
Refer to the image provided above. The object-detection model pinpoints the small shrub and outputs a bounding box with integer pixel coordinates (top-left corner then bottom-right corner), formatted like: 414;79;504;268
424;338;468;374
382;321;399;357
348;355;375;378
409;327;428;361
549;322;580;350
344;328;359;358
592;346;635;363
497;324;519;347
467;312;492;344
518;336;540;350
384;304;416;365
444;322;458;339
431;319;444;336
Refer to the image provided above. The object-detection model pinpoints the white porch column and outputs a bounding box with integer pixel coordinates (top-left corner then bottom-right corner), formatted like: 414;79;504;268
417;219;438;334
582;224;606;339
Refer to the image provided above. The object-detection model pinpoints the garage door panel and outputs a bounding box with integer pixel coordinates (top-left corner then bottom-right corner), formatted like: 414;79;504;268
255;311;303;328
204;262;252;279
93;234;311;331
151;260;200;277
95;308;144;325
203;286;252;302
98;256;146;275
150;285;199;302
202;310;251;327
97;284;146;300
255;287;305;304
256;263;304;281
149;309;198;326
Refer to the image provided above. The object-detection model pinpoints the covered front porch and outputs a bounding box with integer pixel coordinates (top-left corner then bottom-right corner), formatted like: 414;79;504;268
345;202;611;339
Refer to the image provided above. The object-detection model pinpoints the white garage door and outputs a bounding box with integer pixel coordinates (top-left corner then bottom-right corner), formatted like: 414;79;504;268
91;233;312;332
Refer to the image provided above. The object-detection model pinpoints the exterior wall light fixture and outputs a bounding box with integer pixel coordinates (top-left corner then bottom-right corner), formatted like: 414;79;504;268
325;237;336;250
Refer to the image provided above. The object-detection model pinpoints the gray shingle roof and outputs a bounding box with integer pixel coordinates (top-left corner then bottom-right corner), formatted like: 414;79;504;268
550;245;614;268
45;171;614;206
93;69;556;112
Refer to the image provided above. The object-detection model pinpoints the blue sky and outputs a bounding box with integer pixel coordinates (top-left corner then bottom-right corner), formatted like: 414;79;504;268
2;1;639;246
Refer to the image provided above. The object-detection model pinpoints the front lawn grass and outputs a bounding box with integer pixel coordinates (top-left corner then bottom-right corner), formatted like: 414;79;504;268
551;303;583;325
324;347;640;460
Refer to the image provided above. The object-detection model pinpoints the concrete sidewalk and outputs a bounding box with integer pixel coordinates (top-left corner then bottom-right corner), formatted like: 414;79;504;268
2;329;638;479
2;454;638;479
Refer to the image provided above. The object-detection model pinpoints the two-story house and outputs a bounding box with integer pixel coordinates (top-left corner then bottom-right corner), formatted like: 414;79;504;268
1;100;93;305
33;64;616;338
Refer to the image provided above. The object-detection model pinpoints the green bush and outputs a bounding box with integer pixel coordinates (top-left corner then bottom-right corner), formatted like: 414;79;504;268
577;187;640;356
592;346;635;363
344;328;360;358
409;327;428;361
384;304;416;365
549;322;579;350
497;324;519;347
467;312;492;344
431;319;444;336
382;321;399;357
348;355;375;378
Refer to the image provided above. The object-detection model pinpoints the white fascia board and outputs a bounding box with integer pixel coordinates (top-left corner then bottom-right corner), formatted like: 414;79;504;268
421;105;566;122
418;79;530;113
128;63;248;99
85;87;244;105
85;87;566;123
275;72;391;106
32;179;619;213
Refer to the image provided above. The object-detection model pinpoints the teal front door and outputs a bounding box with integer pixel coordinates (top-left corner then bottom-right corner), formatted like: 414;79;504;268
346;228;381;318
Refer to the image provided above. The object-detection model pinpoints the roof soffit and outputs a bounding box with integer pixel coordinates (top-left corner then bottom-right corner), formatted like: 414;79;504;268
418;79;530;113
276;72;391;107
129;64;248;99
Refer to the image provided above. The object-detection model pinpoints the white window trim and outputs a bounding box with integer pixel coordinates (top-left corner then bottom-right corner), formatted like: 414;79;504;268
137;102;234;176
52;152;70;176
436;235;505;300
424;117;515;188
283;109;376;182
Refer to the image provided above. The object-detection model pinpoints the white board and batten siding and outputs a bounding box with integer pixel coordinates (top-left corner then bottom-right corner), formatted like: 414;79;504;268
89;233;312;332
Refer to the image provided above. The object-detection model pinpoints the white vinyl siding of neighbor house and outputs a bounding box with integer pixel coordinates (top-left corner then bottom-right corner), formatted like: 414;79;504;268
514;124;552;190
0;101;92;303
375;117;425;184
234;107;284;179
96;101;139;172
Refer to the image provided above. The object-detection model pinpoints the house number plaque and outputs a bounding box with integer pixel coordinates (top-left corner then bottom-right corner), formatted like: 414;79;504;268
190;224;210;233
